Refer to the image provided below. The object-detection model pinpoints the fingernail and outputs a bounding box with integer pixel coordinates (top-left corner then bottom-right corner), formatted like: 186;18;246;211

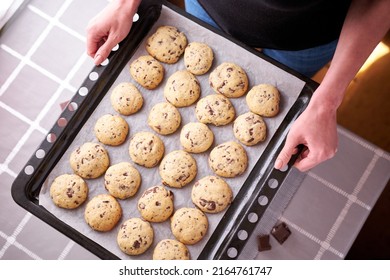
274;159;283;169
94;54;101;65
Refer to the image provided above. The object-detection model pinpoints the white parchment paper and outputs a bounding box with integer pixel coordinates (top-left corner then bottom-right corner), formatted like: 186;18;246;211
39;6;305;259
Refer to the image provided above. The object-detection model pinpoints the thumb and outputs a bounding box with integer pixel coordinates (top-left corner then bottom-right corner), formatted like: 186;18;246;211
274;136;299;170
93;35;118;65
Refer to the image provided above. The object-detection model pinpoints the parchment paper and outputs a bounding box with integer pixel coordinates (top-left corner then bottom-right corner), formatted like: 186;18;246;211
39;6;305;260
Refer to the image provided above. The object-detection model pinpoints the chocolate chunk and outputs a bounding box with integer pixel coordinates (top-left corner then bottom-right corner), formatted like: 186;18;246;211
257;235;271;252
66;188;74;198
271;222;291;244
133;240;140;249
199;198;216;211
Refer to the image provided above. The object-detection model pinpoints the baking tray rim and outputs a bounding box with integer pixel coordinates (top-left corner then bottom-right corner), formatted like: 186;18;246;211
11;0;319;260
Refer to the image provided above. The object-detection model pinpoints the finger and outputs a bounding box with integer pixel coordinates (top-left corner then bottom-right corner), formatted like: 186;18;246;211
274;137;298;170
294;156;317;172
86;31;105;58
93;35;118;65
295;144;338;172
299;147;310;159
292;147;309;170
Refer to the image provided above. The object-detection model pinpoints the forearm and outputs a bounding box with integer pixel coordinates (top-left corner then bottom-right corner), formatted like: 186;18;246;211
310;0;390;111
114;0;142;17
275;0;389;171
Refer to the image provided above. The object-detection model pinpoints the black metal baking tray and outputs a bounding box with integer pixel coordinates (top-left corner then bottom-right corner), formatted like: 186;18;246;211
11;0;318;260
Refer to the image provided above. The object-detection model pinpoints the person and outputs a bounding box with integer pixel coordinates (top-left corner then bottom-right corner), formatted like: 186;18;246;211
86;0;390;172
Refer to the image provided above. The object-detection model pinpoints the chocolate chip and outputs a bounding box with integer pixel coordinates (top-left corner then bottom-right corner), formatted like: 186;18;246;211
199;199;216;211
66;188;74;198
206;104;214;115
142;186;159;197
258;235;272;252
206;201;216;211
271;222;291;244
133;240;140;249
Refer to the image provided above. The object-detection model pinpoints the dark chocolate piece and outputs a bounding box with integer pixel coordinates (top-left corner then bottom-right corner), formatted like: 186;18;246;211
271;222;291;244
258;234;272;252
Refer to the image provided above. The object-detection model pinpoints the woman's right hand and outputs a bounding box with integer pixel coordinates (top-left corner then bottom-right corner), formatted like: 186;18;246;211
86;0;141;65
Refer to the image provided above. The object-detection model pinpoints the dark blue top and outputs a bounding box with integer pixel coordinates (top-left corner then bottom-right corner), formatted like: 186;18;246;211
197;0;352;50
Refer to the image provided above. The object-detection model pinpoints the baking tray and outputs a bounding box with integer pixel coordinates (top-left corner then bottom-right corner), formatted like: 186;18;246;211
11;0;318;260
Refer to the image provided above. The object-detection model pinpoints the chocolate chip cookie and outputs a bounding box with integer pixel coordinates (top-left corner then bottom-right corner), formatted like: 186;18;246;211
117;217;154;255
50;174;88;209
233;112;267;146
104;162;141;199
70;142;110;179
94;114;129;146
84;193;122;232
180;122;214;153
146;25;187;64
164;70;200;107
209;62;249;98
148;102;182;135
128;131;165;168
159;150;197;188
184;42;214;75
246;84;280;117
110;82;144;116
208;141;248;178
153;239;190;260
191;175;233;213
195;94;235;126
170;207;208;245
130;55;164;90
137;186;174;223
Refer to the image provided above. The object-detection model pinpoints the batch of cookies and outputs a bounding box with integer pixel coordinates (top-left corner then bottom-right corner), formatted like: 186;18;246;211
49;25;281;260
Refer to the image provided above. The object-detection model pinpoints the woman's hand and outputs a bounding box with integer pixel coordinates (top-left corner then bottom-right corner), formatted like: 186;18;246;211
274;91;338;172
86;0;141;65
